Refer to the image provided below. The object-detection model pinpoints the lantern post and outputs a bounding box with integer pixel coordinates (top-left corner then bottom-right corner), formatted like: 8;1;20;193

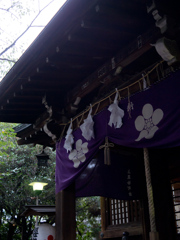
29;182;48;226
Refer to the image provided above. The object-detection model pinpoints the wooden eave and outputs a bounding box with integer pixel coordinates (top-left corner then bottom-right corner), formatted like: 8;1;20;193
0;0;156;124
1;0;180;146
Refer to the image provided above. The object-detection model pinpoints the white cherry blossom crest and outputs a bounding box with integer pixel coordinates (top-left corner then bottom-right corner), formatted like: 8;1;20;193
69;139;88;168
135;103;164;141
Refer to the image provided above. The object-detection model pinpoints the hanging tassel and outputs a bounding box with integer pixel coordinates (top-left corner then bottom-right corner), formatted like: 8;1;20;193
80;105;95;141
104;147;107;165
108;89;124;128
64;119;74;152
99;137;114;165
107;146;111;165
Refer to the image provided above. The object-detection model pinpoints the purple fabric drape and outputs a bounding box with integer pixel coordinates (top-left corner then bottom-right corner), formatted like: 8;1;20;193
75;150;145;199
56;70;180;197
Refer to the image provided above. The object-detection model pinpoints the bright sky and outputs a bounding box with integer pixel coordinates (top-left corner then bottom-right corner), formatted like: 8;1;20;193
0;0;67;80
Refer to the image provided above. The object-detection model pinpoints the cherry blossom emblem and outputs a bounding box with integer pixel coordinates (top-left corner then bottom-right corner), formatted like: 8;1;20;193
69;139;88;168
135;103;163;141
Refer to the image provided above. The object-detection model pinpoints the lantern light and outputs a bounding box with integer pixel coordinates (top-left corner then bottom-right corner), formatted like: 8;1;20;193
29;182;48;226
29;182;48;191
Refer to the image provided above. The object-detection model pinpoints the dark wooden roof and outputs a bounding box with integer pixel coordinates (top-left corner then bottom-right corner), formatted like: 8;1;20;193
21;205;55;216
1;0;180;145
14;123;55;147
0;0;154;123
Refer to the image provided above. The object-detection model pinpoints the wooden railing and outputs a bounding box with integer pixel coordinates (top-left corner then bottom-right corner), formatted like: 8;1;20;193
100;197;144;239
171;179;180;234
109;199;141;225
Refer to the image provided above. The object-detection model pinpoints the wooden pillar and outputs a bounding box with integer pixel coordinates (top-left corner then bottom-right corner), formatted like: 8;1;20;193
100;197;109;233
143;148;159;240
149;148;177;240
55;183;76;240
144;148;177;240
21;216;27;240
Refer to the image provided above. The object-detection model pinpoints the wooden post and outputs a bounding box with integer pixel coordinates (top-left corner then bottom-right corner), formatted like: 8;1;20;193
143;148;159;240
21;216;27;240
55;183;76;240
100;197;109;232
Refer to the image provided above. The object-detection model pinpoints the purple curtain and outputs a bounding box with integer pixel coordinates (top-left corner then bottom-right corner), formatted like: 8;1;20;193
75;149;146;199
56;70;180;197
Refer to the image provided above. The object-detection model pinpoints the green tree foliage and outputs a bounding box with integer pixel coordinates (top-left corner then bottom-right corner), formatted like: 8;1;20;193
76;197;101;240
0;123;102;239
0;122;102;239
0;122;56;240
0;122;17;156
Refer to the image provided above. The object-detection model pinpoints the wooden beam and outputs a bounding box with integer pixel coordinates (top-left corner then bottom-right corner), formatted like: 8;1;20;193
95;4;144;29
4;101;42;107
100;0;145;14
52;53;102;66
61;42;113;59
12;95;42;100
33;111;50;129
1;108;42;113
16;129;44;139
17;137;54;146
56;183;76;240
80;19;134;39
0;110;41;115
34;71;88;81
102;222;143;238
68;29;132;51
29;76;77;87
67;26;160;104
19;87;63;93
0;115;36;124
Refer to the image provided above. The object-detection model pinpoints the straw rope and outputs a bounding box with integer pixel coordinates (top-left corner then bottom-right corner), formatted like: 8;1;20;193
58;61;164;131
94;102;100;115
143;148;156;232
78;112;84;126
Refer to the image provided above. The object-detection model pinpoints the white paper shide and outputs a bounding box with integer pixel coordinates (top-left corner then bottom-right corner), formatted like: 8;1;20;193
64;120;74;152
108;91;124;128
80;107;95;141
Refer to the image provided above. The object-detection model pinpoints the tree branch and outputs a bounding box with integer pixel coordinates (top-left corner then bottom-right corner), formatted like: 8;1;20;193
0;58;16;63
0;0;55;57
0;7;13;12
0;6;18;19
